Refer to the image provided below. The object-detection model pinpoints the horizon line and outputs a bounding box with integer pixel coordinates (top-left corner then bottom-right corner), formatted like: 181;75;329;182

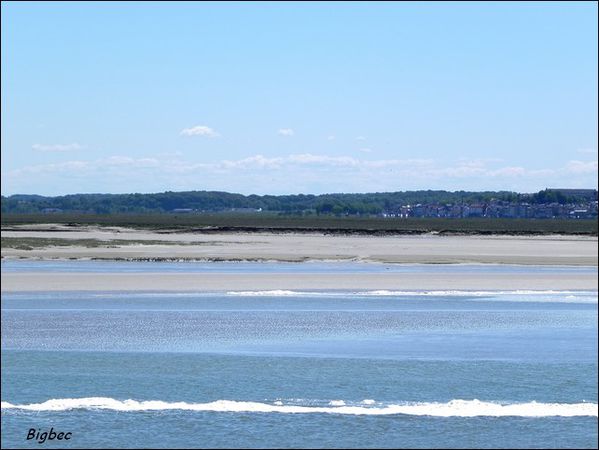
2;187;598;199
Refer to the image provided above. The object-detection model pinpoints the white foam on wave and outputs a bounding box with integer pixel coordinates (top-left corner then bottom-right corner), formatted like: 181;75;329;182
224;289;597;302
363;290;596;297
363;291;598;304
329;400;346;406
226;290;302;296
2;398;597;417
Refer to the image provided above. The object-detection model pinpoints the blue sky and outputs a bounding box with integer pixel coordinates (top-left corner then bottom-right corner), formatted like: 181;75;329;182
1;1;597;195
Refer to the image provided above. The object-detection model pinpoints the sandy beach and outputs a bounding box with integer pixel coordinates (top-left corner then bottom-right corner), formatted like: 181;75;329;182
2;272;596;292
2;225;598;265
2;226;597;292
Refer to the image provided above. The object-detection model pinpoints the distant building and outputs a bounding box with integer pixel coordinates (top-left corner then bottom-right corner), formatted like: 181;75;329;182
464;204;485;217
228;208;263;213
172;208;194;213
569;209;591;219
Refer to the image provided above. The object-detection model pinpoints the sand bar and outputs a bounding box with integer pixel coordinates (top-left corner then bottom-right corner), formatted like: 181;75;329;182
2;228;597;266
2;272;597;292
3;228;597;292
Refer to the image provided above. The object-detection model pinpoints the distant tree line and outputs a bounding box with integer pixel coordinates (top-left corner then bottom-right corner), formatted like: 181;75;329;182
1;189;596;215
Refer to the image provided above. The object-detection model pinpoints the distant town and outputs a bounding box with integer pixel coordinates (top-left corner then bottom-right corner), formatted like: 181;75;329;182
380;189;598;220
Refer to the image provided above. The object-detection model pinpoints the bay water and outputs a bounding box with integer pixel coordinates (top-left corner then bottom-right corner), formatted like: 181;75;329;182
1;261;597;448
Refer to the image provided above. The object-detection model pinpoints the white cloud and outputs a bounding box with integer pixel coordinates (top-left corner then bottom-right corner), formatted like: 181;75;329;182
4;154;598;196
327;135;336;141
355;136;366;141
577;148;598;155
565;160;598;174
180;125;219;137
359;148;372;153
289;154;360;167
222;155;284;170
278;128;294;136
103;156;161;168
487;166;527;177
32;143;84;152
7;156;164;176
429;165;487;178
8;160;90;175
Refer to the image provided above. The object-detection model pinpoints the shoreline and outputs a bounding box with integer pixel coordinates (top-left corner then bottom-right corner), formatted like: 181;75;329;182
3;257;599;269
3;228;597;292
2;229;598;266
2;255;599;266
2;272;597;292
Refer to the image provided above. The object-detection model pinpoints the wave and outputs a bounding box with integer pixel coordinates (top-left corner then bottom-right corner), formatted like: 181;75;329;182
16;290;594;300
226;289;598;301
227;290;303;296
2;398;597;417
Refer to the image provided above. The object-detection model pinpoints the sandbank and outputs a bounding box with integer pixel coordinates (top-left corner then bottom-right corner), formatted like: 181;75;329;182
2;227;597;292
2;227;597;266
2;271;597;292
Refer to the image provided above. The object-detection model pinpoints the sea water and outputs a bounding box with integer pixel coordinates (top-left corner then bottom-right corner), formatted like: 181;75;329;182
1;262;597;448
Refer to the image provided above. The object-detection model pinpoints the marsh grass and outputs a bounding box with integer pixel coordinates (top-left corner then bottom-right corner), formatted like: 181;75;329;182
0;237;211;250
1;213;597;235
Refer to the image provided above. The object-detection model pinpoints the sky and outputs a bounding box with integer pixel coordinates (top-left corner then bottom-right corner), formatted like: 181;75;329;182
1;1;597;196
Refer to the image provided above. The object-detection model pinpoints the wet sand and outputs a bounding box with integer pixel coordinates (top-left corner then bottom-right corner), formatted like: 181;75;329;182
2;227;597;292
1;271;597;292
2;226;597;265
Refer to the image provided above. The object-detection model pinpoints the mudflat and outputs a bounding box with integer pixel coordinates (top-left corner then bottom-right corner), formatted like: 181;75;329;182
1;225;597;265
1;226;597;292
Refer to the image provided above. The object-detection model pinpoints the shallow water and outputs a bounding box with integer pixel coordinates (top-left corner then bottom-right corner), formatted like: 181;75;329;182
1;261;597;448
2;259;598;274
